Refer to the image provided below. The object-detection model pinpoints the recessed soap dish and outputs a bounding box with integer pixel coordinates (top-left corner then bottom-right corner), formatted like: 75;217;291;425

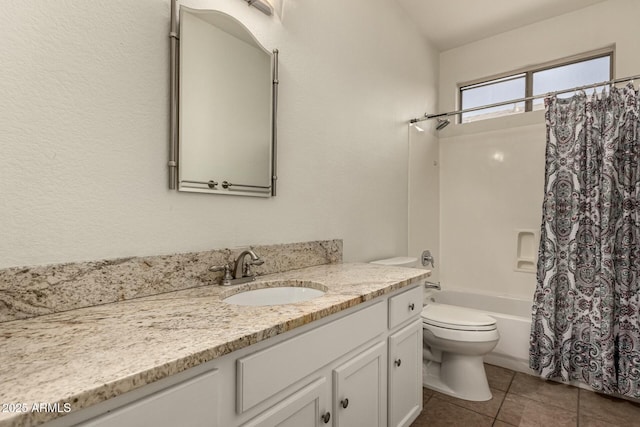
514;229;537;273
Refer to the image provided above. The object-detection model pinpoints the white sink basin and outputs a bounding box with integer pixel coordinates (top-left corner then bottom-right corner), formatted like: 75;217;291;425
222;282;326;306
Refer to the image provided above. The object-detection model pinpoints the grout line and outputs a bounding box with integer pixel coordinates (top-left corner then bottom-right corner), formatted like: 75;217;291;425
428;390;504;421
506;372;578;411
424;392;433;405
424;368;520;425
576;388;581;427
491;418;517;427
436;367;517;420
493;372;516;424
506;371;516;392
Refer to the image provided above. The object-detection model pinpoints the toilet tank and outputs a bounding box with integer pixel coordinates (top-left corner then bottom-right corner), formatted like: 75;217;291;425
370;257;418;268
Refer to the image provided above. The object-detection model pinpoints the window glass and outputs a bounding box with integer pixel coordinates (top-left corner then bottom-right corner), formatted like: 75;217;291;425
458;53;611;122
461;74;525;123
532;56;610;110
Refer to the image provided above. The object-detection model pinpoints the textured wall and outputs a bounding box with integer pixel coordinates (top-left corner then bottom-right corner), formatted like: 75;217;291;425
0;0;438;269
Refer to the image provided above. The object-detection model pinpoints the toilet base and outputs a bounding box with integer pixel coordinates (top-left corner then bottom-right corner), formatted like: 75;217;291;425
422;355;493;401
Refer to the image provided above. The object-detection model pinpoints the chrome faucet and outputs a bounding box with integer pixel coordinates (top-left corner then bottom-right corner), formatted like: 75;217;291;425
210;250;264;286
424;280;441;290
233;250;264;280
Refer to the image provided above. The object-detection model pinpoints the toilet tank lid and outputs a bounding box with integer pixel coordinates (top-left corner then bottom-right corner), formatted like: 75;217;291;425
370;257;418;268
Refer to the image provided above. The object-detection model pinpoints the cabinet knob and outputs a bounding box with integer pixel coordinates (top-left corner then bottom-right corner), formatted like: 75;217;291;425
321;412;331;423
395;359;402;367
409;303;415;311
341;398;349;409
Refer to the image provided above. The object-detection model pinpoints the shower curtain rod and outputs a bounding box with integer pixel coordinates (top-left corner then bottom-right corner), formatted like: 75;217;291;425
409;73;640;124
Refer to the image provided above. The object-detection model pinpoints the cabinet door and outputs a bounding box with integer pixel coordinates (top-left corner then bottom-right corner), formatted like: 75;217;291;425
388;320;422;427
241;378;329;427
332;341;386;427
237;301;386;414
81;369;219;427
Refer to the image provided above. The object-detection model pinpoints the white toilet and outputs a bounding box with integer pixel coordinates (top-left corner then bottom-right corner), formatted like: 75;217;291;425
421;301;499;401
371;256;499;402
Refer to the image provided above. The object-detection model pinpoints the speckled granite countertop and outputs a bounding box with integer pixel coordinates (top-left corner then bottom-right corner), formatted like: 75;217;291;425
0;263;429;427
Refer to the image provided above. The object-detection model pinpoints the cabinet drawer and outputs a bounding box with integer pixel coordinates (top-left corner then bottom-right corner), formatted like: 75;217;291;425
241;378;327;427
388;285;422;330
237;301;386;413
81;369;219;427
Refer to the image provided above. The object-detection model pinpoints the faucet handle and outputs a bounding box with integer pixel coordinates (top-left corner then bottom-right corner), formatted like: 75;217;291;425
421;250;435;268
243;258;264;277
209;264;227;272
209;264;233;285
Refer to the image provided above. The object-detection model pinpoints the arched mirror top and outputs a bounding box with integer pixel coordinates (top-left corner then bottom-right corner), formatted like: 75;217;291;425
183;7;271;50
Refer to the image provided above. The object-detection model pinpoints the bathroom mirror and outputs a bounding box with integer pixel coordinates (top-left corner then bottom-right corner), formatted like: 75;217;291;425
169;3;278;197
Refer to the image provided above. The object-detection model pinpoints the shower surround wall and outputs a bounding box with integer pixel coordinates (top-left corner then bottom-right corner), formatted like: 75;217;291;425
434;0;640;299
0;0;438;270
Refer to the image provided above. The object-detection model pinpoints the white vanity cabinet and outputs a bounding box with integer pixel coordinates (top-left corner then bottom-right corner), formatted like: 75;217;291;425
238;285;422;427
242;339;387;427
387;285;424;427
240;339;387;427
45;284;423;427
237;300;387;427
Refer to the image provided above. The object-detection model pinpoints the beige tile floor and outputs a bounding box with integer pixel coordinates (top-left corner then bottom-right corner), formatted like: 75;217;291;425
411;364;640;427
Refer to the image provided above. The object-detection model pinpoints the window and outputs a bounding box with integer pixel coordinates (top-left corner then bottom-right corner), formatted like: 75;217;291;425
460;74;526;122
459;51;612;123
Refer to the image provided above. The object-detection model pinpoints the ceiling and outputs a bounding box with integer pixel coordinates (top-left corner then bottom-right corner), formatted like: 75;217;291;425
395;0;609;51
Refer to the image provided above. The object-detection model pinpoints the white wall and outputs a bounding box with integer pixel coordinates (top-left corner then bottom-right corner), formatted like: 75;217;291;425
408;123;439;279
435;0;640;298
0;0;438;269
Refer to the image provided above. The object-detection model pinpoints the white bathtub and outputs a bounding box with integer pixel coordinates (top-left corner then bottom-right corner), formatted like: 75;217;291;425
427;288;534;374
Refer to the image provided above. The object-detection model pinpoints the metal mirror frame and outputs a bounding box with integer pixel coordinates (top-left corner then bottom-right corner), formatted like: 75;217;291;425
168;0;279;197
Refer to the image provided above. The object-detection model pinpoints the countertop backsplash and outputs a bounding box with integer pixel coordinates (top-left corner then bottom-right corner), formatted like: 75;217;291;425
0;240;343;323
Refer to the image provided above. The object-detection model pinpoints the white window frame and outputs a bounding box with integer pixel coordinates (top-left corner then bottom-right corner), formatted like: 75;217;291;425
458;47;614;123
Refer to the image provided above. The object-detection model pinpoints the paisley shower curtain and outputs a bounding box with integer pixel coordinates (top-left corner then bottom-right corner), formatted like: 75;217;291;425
530;83;640;398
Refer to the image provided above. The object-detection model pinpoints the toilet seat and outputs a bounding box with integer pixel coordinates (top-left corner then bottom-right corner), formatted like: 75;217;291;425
421;303;497;332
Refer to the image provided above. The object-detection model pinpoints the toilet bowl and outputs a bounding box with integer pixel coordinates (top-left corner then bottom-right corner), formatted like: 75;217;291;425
421;302;499;401
370;256;500;402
